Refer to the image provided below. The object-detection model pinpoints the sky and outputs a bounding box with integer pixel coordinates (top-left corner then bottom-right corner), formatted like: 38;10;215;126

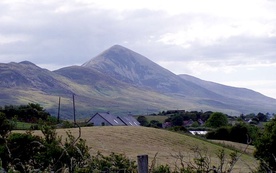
1;0;276;99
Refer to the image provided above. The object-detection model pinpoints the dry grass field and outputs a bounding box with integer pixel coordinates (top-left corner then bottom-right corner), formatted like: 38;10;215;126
15;126;258;172
210;140;255;156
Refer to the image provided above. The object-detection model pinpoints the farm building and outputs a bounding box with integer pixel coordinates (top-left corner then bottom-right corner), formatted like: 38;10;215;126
87;112;140;126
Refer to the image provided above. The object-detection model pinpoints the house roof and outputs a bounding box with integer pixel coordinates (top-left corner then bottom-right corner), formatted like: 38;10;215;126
88;112;125;126
87;112;140;126
117;115;140;126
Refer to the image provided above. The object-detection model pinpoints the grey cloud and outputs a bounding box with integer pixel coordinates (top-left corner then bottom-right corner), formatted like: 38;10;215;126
0;2;173;65
0;1;276;70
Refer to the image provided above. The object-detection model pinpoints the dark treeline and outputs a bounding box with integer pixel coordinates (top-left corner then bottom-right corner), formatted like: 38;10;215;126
0;103;55;123
206;122;260;144
158;110;213;122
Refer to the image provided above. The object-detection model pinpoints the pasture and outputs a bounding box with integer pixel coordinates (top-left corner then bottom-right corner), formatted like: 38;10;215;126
15;126;258;172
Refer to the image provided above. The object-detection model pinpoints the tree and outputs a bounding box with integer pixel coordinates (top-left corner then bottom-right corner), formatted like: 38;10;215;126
229;123;249;143
149;120;162;128
206;126;230;140
256;112;268;122
0;112;13;138
205;112;228;128
137;116;149;126
254;118;276;171
1;103;52;124
171;114;183;126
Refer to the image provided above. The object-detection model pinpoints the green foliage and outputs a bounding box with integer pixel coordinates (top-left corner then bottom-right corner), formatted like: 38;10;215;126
0;123;137;173
191;121;199;127
61;120;75;128
5;132;43;171
1;103;54;124
254;118;276;171
0;113;13;138
256;112;268;122
149;120;162;128
168;126;189;133
151;164;171;173
0;124;91;172
137;116;149;126
88;152;137;172
161;110;212;122
229;123;249;143
171;115;184;126
162;110;213;128
206;122;260;144
11;121;39;130
206;126;230;140
205;112;228;128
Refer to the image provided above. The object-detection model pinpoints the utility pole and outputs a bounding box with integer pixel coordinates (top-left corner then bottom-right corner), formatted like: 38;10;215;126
57;97;61;123
72;94;76;124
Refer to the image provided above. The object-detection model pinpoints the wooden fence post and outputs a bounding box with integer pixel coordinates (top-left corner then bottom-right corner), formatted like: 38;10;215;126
137;155;148;173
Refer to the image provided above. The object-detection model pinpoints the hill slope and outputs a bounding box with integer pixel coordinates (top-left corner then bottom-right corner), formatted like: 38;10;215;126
179;74;276;114
24;126;257;172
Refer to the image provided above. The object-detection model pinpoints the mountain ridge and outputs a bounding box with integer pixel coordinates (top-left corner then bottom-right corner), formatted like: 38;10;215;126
0;45;275;117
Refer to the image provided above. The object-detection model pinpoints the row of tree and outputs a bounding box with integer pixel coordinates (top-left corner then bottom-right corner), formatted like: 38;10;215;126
206;122;260;144
0;103;57;124
159;110;213;122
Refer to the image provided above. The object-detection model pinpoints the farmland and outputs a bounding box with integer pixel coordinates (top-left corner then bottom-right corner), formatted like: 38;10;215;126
15;126;258;172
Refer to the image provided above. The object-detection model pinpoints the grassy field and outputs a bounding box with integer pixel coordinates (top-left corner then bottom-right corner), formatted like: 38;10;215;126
13;121;35;130
134;115;169;123
14;126;258;172
211;140;255;156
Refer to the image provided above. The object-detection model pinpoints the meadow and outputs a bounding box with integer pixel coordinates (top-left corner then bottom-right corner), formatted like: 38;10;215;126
16;126;258;172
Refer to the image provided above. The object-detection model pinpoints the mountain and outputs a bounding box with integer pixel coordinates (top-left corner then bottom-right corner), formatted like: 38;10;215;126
82;45;185;93
179;74;276;114
82;45;222;98
179;74;275;102
81;45;276;114
0;45;276;118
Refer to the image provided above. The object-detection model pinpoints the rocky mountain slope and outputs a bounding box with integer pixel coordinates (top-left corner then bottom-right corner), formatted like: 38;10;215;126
0;45;275;118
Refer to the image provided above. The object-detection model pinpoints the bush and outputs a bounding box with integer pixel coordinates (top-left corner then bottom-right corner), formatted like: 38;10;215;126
254;118;276;171
88;152;137;172
151;164;171;173
0;124;137;173
205;112;228;128
206;126;230;140
206;123;260;144
168;126;189;133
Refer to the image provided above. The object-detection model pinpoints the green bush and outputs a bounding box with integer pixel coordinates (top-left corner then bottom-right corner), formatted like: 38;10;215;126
168;126;189;133
205;112;228;128
254;118;276;171
151;164;171;173
88;152;137;172
206;123;260;144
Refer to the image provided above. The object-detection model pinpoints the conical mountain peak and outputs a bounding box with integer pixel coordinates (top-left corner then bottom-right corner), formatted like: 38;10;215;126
82;45;178;88
82;45;151;68
82;45;207;95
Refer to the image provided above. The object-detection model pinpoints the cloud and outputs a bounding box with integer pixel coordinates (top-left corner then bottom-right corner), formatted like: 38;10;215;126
0;0;275;64
0;0;276;98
